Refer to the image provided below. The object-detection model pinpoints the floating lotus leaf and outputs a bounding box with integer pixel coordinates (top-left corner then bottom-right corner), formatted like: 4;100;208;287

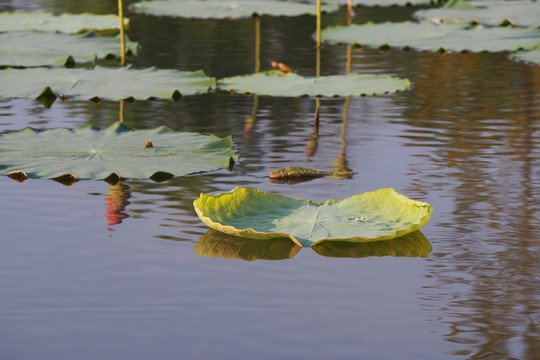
414;0;540;28
193;187;433;247
510;46;540;65
219;70;410;97
0;122;238;181
0;11;129;34
0;31;138;67
132;0;338;19
320;21;540;53
0;66;216;103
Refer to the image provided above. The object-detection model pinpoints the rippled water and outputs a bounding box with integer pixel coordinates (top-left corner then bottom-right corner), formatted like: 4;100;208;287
1;1;539;359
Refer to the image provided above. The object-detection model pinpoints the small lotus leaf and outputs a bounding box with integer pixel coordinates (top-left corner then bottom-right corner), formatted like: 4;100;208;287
0;31;138;67
414;0;540;28
0;11;129;34
0;66;216;102
219;70;410;97
320;21;540;53
132;0;338;19
0;122;238;181
193;187;433;247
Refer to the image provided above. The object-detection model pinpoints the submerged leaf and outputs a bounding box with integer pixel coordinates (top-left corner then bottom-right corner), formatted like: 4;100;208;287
321;21;540;53
219;70;410;97
414;0;540;28
133;0;339;19
0;11;129;34
0;66;216;102
269;167;354;179
0;122;238;181
0;31;138;67
193;187;433;247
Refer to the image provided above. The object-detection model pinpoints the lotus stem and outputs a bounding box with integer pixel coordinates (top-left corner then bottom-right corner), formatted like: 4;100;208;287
316;0;321;48
347;0;354;22
254;15;260;73
118;0;126;67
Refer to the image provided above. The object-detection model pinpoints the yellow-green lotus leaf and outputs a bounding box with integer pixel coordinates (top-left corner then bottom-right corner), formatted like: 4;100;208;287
193;187;433;247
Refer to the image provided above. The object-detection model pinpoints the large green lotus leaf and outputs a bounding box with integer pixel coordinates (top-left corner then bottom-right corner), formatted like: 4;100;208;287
132;0;338;19
0;122;238;181
312;230;432;258
320;21;540;53
414;0;540;28
0;66;216;102
511;46;540;65
219;70;410;97
195;229;302;261
193;187;433;247
0;11;129;34
0;31;138;67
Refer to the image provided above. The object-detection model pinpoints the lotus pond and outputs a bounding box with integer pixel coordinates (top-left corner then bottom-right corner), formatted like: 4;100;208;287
1;0;539;359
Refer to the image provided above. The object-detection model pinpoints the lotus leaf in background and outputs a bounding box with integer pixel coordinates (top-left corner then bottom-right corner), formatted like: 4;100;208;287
510;46;540;66
132;0;338;19
195;229;302;261
0;122;238;182
304;0;433;6
0;66;216;104
320;21;540;53
219;70;410;97
193;187;433;247
414;0;540;28
0;31;138;68
0;11;129;34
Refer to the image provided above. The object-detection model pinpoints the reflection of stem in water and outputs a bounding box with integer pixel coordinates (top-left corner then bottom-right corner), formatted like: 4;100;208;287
104;182;130;228
306;98;320;160
119;100;125;123
244;95;258;138
118;0;126;67
330;96;353;176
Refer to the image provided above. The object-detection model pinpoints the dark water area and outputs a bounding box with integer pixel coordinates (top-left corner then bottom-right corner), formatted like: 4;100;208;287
1;0;539;359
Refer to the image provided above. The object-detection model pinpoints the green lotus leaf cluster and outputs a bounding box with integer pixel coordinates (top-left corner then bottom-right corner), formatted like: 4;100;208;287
0;31;138;68
193;187;433;247
0;11;129;34
219;70;410;97
0;66;216;103
320;21;540;53
0;122;238;182
132;0;339;19
414;0;540;28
